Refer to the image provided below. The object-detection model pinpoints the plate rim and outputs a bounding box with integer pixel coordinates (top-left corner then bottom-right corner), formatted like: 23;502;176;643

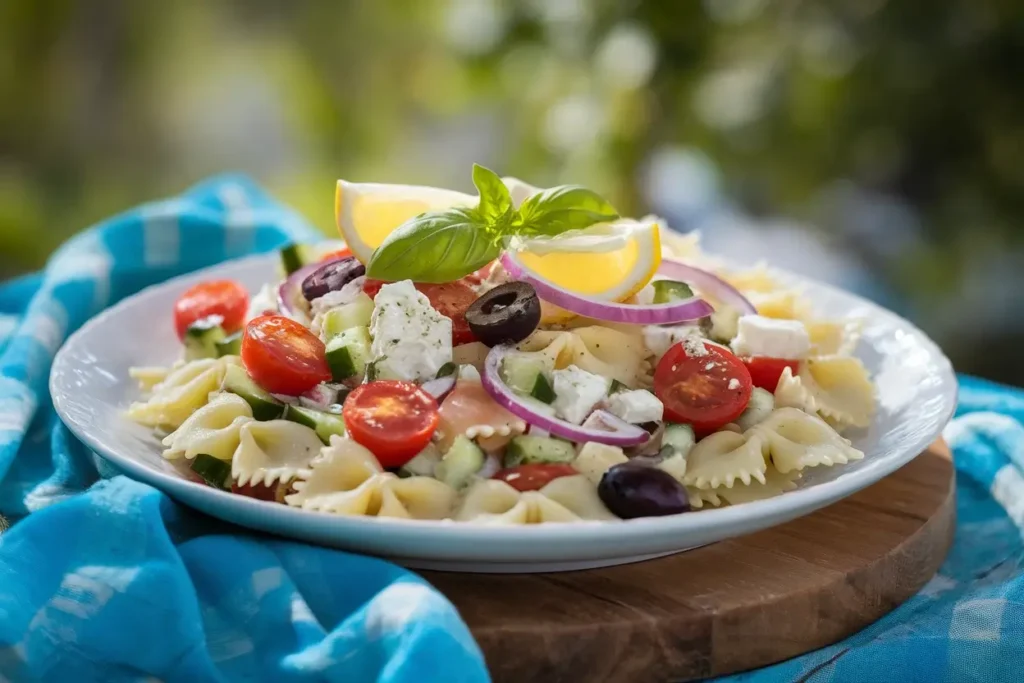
50;252;959;546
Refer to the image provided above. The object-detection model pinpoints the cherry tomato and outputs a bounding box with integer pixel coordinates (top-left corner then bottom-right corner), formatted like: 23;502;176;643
231;481;290;503
241;315;331;395
362;279;478;345
173;280;249;340
464;261;497;285
742;357;799;392
653;341;753;437
343;381;440;468
493;464;579;492
319;247;352;262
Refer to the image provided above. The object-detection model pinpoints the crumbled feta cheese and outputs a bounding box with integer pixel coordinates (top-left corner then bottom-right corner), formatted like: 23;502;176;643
551;365;610;425
731;314;810;360
728;378;740;390
642;324;704;361
245;283;279;322
604;389;664;424
682;330;709;357
370;280;452;382
573;442;629;485
310;276;366;318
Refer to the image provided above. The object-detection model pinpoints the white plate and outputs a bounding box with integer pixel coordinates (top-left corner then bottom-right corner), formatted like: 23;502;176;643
50;254;957;573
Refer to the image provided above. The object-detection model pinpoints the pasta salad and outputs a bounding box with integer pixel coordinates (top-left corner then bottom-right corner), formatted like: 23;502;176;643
127;166;874;524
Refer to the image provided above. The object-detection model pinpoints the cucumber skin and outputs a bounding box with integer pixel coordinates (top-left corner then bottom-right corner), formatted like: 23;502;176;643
285;404;346;444
503;435;575;468
221;365;285;421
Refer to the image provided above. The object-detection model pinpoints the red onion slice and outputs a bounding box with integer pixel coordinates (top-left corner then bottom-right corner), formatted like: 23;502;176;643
481;345;649;447
276;256;347;322
656;259;756;316
499;253;714;324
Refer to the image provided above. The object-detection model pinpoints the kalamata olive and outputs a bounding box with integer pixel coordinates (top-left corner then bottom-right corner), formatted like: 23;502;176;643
465;282;541;346
598;463;690;519
301;257;366;301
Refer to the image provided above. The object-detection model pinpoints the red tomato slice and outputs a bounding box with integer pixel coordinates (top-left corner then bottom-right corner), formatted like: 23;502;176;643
742;357;799;392
241;315;331;395
653;341;753;437
362;279;478;345
320;248;352;262
173;280;249;340
231;481;289;503
493;464;579;492
464;261;496;285
343;381;440;468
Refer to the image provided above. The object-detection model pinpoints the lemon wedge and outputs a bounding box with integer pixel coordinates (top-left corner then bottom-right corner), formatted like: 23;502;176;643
510;219;662;304
335;181;475;263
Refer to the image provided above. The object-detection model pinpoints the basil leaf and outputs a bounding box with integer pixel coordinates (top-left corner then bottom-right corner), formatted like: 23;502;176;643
366;208;501;283
472;164;514;229
518;185;619;236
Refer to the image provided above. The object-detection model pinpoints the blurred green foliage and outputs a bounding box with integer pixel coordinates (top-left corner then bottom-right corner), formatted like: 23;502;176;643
1;0;1022;380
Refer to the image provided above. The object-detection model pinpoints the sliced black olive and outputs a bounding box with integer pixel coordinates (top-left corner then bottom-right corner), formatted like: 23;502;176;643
301;257;366;302
465;282;541;347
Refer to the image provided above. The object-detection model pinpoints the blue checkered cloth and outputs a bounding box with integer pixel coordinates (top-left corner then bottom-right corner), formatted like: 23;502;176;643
0;177;1021;682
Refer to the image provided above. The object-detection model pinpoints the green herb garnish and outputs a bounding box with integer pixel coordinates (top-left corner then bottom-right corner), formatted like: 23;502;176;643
366;164;618;283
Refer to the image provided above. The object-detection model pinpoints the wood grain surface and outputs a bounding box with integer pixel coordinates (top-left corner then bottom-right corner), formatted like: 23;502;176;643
424;441;955;683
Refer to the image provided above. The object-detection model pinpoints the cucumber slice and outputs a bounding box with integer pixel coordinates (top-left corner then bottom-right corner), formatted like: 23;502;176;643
399;444;442;478
284;404;347;444
435;436;485;489
215;331;242;357
608;378;627;394
279;244;306;275
436;362;457;378
221;364;285;421
184;317;227;361
500;352;554;396
191;453;231;489
652;280;695;304
321;294;375;340
735;387;775;431
529;373;556;404
325;326;372;381
661;423;696;458
503;435;575;468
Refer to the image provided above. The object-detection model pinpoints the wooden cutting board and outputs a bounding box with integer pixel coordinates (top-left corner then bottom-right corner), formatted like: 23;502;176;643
424;441;955;682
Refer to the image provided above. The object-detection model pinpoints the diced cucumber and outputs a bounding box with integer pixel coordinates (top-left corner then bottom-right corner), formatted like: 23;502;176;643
735;387;775;431
661;423;696;459
436;362;457;378
435;436;485;489
184;317;227;361
608;378;627;394
652;280;694;304
500;352;554;396
191;453;231;489
399;444;442;478
215;331;242;357
503;435;576;468
325;326;372;381
285;404;346;444
279;244;310;275
529;373;556;404
321;294;375;339
221;364;285;421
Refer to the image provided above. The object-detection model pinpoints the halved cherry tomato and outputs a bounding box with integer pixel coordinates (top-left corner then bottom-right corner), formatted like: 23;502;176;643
362;279;478;345
232;481;290;503
343;381;440;468
464;261;497;286
742;357;799;392
241;315;331;395
653;341;753;437
173;279;249;340
320;247;352;262
493;464;579;492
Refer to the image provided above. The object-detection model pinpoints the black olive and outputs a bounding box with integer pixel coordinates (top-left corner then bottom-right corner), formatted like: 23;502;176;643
465;282;541;346
598;463;691;519
301;257;366;302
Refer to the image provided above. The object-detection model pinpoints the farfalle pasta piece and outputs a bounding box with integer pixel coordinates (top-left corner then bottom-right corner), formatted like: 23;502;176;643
752;407;864;474
518;325;651;388
686;487;722;510
455;475;617;524
161;392;253;461
747;289;813;322
437;379;527;452
129;364;176;393
126;357;233;428
713;469;800;505
805;319;862;356
775;358;874;429
232;419;324;488
659;227;704;261
682;431;768;490
285;437;456;519
723;263;782;294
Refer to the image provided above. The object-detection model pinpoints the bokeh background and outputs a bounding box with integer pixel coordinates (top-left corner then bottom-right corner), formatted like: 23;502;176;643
2;0;1022;384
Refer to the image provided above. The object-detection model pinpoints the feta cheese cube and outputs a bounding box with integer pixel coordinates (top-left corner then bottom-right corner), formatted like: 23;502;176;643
642;324;705;361
573;442;628;485
245;283;279;322
731;314;810;360
605;389;664;424
370;280;452;381
551;365;610;425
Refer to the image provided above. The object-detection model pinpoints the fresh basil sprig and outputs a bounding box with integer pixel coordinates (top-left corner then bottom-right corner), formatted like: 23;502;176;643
366;164;618;283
